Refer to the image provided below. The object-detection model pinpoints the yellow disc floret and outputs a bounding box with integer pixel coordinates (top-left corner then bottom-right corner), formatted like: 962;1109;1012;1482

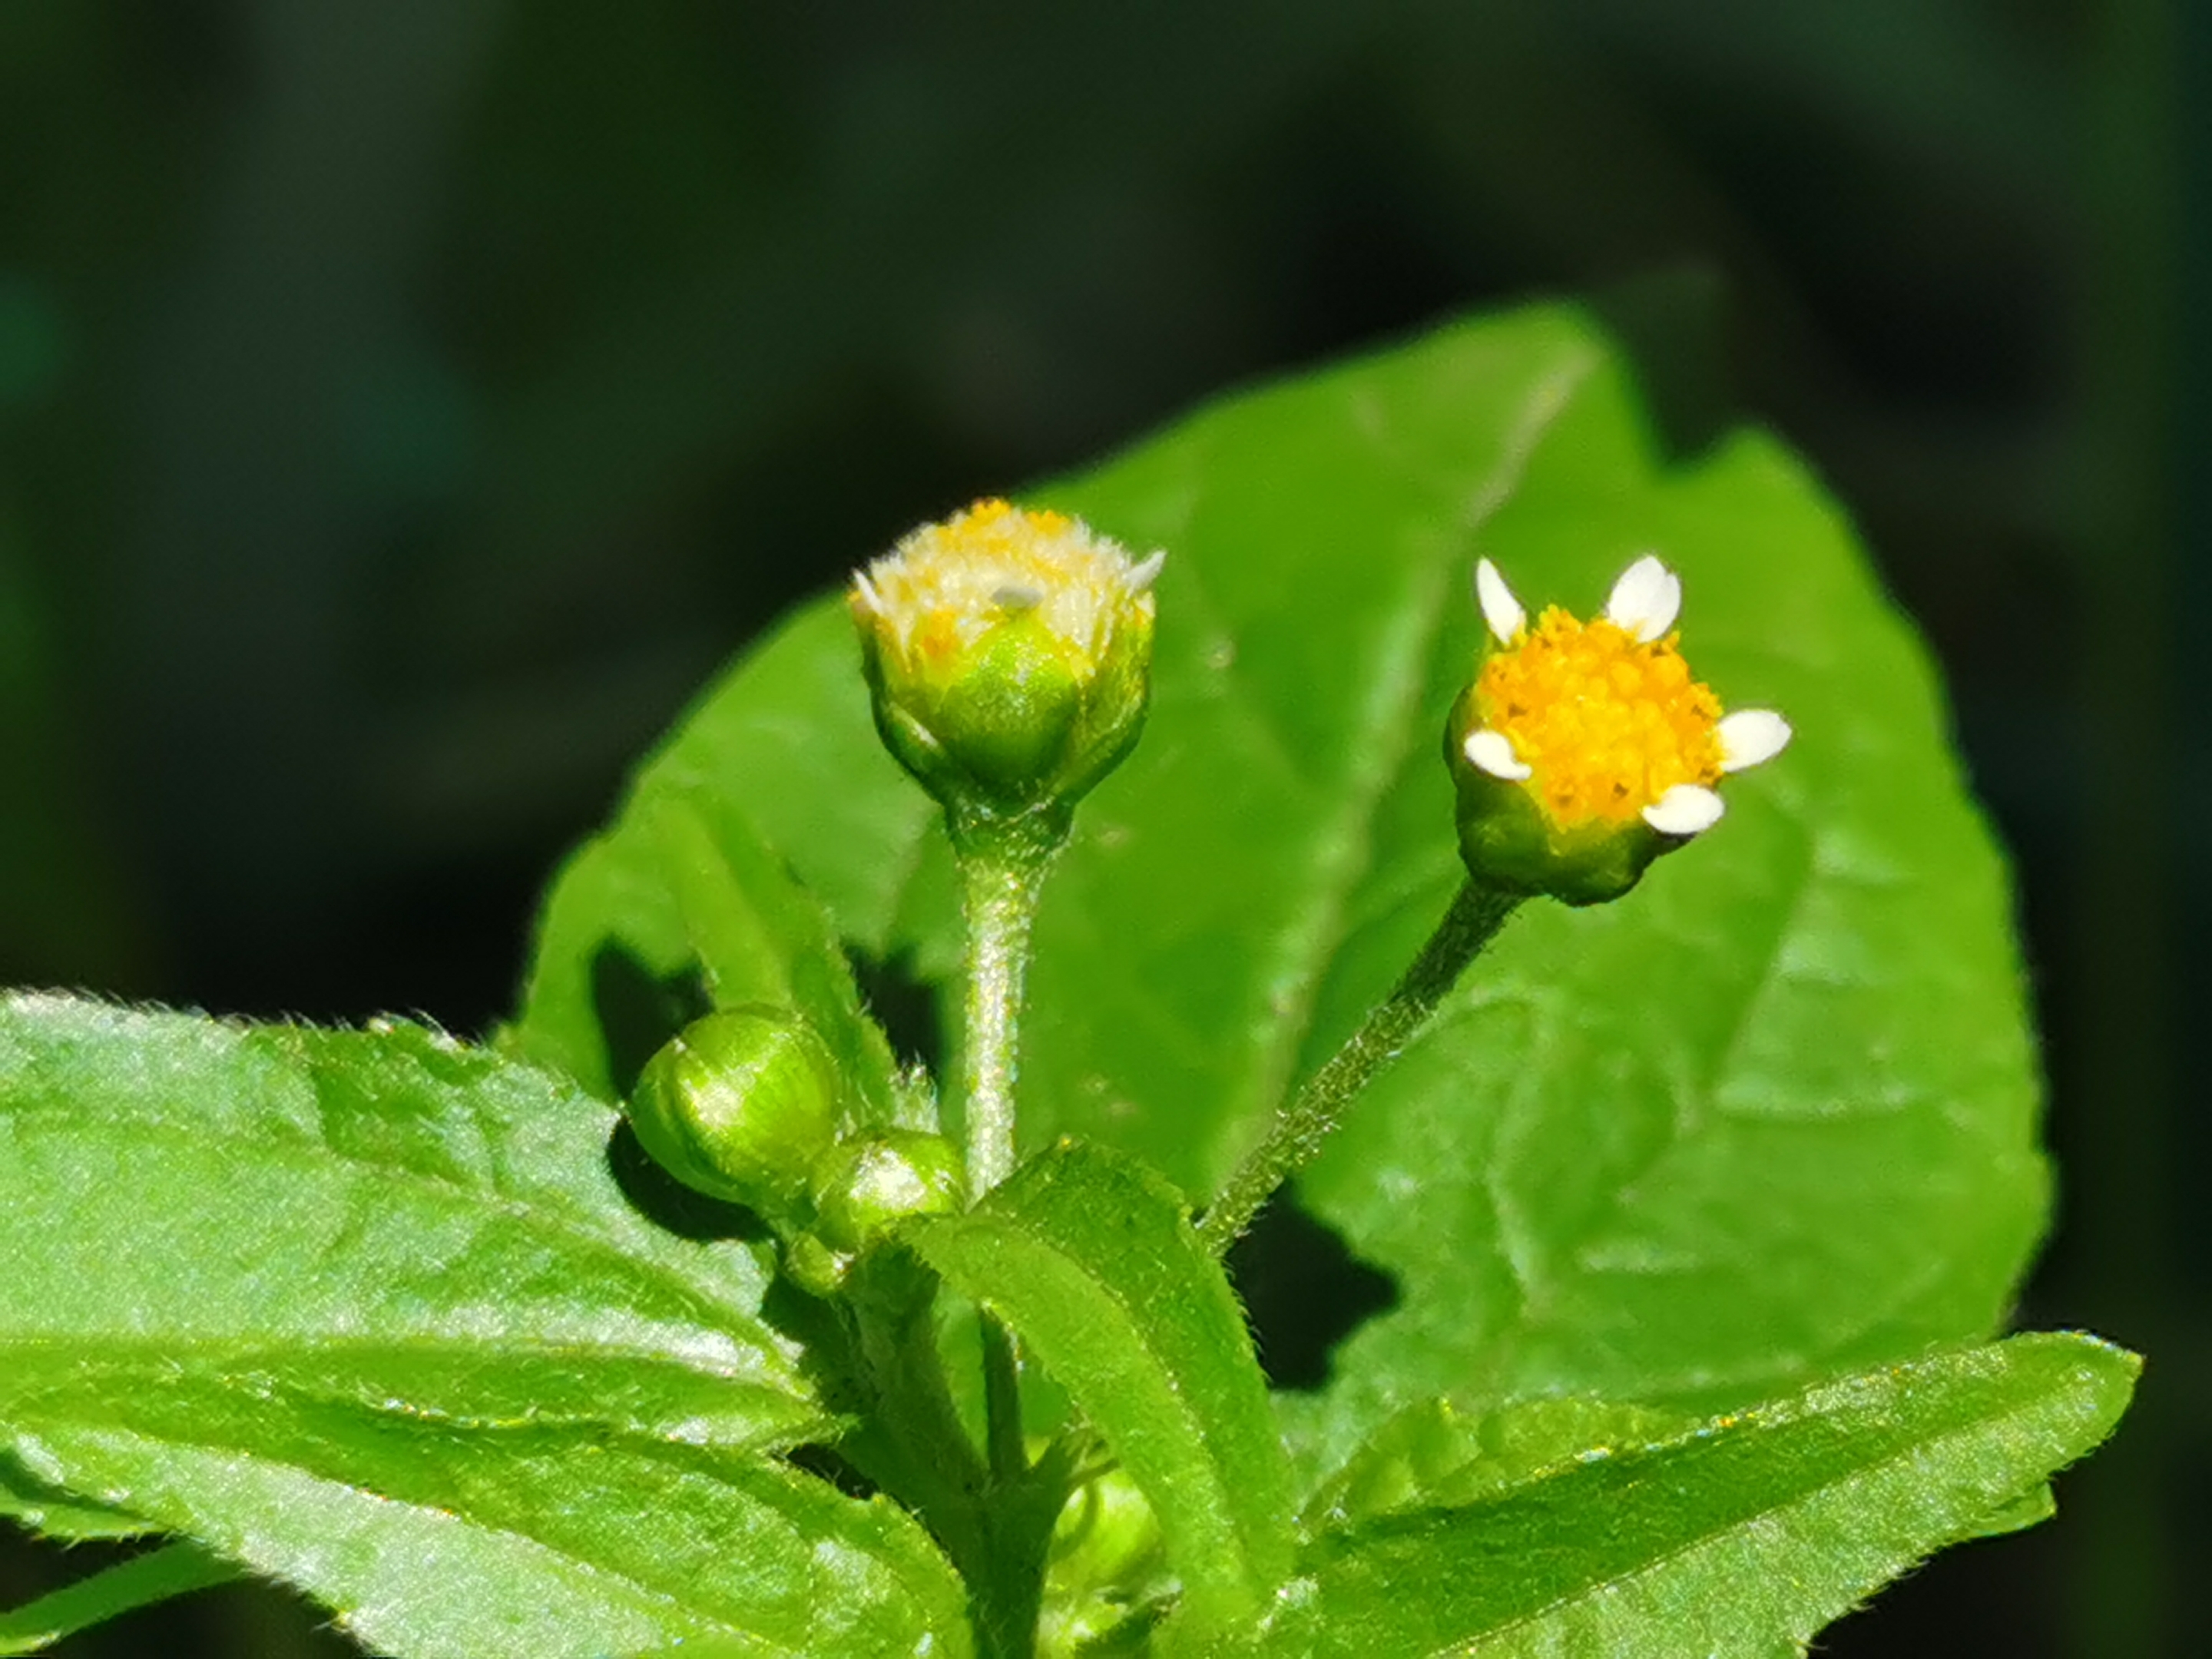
1475;607;1723;827
856;498;1157;680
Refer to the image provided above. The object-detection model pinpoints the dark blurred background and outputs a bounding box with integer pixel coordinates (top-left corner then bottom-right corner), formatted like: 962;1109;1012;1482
0;2;2198;1654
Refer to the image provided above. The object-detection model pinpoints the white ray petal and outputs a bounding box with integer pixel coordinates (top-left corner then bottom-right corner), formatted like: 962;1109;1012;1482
1604;555;1682;643
1473;558;1526;643
1462;728;1532;781
1125;549;1167;592
1717;709;1793;772
1643;783;1726;836
851;569;885;615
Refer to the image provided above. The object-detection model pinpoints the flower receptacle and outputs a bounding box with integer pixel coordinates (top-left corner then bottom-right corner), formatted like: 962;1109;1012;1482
1445;683;1674;906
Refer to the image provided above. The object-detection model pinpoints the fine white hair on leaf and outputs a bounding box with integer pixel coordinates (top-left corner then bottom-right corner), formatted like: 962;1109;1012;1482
1717;709;1793;772
1643;783;1726;836
1462;728;1532;781
1473;558;1526;643
1604;555;1683;643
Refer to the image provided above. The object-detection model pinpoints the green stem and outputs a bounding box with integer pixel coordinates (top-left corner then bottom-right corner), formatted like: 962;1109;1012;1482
1198;878;1522;1254
976;1442;1080;1659
833;1257;990;1552
954;819;1061;1197
830;1257;1034;1659
945;805;1070;1644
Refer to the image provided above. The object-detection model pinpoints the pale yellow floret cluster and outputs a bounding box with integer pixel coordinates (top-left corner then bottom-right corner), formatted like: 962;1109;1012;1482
1476;608;1724;826
853;498;1161;677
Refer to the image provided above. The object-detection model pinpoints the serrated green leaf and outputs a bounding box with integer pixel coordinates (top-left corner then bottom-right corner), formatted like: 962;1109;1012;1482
1;1380;972;1659
0;993;965;1654
1257;1333;2135;1657
519;303;2048;1469
0;1453;154;1542
0;993;819;1453
1300;1395;1691;1534
906;1141;1294;1635
0;1542;236;1655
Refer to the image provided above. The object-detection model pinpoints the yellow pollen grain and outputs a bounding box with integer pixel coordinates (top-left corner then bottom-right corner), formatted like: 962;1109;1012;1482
1475;607;1724;825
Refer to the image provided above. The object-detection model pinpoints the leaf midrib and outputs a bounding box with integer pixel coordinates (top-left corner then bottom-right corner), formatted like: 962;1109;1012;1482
0;1334;822;1421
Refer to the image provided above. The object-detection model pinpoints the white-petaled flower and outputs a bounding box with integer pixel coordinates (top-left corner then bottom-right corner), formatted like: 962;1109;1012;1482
1716;707;1792;771
850;498;1162;819
1448;555;1790;905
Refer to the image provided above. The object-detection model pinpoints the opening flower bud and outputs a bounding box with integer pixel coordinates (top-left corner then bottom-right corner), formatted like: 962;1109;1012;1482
850;499;1162;820
1446;555;1790;906
628;1007;844;1221
810;1128;967;1257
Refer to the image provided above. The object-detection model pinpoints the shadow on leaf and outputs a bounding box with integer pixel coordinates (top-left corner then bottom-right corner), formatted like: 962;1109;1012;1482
1227;1191;1398;1392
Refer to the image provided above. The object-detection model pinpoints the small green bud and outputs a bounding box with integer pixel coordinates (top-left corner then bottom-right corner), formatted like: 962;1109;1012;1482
1040;1466;1167;1656
781;1230;850;1298
628;1007;843;1220
1446;555;1791;906
810;1128;966;1256
850;498;1161;818
1049;1465;1162;1592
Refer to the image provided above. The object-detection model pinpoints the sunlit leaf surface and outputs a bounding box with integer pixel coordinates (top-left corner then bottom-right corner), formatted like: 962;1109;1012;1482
1259;1335;2135;1657
0;993;974;1657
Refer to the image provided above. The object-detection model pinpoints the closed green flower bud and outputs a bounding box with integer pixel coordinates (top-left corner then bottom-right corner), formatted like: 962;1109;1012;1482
810;1128;966;1256
628;1007;843;1221
1446;555;1791;906
781;1230;851;1299
1040;1466;1167;1657
850;498;1161;820
1050;1465;1163;1596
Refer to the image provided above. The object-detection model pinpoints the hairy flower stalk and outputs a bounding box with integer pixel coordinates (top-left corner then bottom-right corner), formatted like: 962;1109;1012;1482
852;498;1161;1540
1203;552;1790;1253
1198;876;1523;1253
